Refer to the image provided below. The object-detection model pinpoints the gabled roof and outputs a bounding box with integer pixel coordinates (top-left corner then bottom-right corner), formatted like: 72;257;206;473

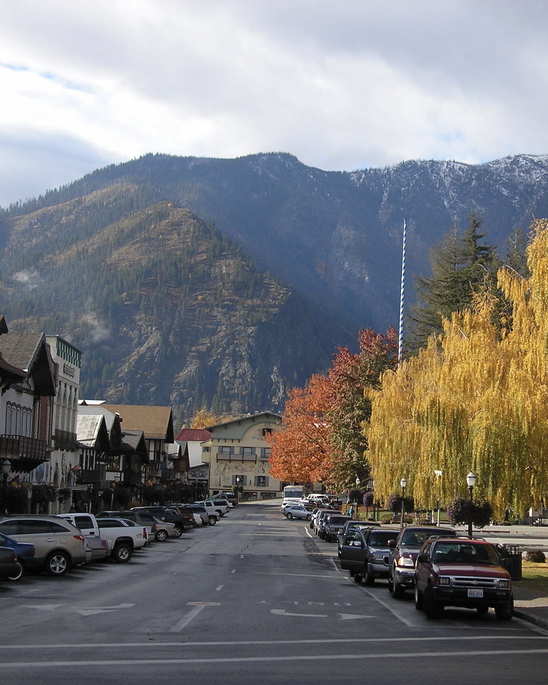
0;331;56;395
76;413;110;451
119;429;148;462
102;404;174;442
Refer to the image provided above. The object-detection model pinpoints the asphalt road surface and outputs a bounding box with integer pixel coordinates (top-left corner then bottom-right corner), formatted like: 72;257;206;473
1;501;548;685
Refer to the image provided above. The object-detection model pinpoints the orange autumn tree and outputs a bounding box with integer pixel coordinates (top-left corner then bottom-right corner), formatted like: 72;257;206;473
268;373;334;484
268;327;397;489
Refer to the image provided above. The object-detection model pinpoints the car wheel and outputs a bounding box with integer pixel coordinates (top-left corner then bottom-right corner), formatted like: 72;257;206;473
364;563;375;586
354;574;362;583
208;516;217;525
155;529;168;542
8;560;24;581
45;550;70;576
495;599;514;621
390;569;405;598
423;584;443;619
112;542;132;563
286;512;293;519
414;584;423;610
174;526;183;538
306;514;311;520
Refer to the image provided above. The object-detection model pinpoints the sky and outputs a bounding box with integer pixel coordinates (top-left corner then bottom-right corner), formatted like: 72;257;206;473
1;0;548;208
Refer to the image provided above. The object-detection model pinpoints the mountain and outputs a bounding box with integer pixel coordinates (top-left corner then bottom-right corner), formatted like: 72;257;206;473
1;152;548;423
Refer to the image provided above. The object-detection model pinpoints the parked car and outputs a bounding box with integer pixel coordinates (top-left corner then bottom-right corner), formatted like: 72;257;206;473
95;517;148;562
414;537;514;620
179;504;217;525
284;504;311;520
0;546;20;582
99;510;159;540
339;527;395;585
212;492;238;506
199;500;229;517
56;513;110;562
210;495;233;508
337;520;378;553
0;515;87;576
322;514;351;542
0;532;39;579
313;509;336;537
195;500;227;519
387;525;458;598
131;506;194;534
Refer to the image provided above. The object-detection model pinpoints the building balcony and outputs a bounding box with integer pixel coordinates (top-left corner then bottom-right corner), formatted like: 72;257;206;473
53;429;78;451
216;452;257;463
76;467;106;485
0;434;50;472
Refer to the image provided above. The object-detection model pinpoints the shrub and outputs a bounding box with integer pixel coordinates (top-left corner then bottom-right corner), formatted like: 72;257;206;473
386;492;414;514
526;550;546;563
363;491;374;508
446;498;493;528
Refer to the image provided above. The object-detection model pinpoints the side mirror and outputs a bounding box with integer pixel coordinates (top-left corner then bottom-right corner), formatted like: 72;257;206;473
417;553;428;563
352;540;363;548
387;539;396;547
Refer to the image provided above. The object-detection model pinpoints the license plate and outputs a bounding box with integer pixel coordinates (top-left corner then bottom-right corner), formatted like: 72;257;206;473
468;588;483;598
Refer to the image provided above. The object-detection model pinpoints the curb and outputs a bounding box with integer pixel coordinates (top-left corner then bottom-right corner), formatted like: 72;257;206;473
514;609;548;631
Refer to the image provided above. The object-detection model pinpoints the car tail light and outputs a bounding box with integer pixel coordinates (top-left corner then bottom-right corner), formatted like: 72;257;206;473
74;535;85;543
143;528;148;539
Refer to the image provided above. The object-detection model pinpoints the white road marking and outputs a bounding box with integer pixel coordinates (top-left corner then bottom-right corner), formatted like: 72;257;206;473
338;613;375;620
168;602;221;633
271;609;328;618
0;635;543;650
216;585;224;591
3;648;548;668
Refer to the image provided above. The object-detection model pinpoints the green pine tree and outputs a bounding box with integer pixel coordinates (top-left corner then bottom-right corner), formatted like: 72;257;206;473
407;212;500;352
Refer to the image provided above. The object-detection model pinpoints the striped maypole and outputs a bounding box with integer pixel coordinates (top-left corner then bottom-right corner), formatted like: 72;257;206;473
398;219;407;366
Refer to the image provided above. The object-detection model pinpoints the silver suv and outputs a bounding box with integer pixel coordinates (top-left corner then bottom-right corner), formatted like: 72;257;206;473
0;515;87;576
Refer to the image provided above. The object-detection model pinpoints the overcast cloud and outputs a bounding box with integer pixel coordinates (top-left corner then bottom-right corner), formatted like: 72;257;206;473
1;0;547;207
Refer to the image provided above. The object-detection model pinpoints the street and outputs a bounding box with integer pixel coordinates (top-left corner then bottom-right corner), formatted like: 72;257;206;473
1;501;548;684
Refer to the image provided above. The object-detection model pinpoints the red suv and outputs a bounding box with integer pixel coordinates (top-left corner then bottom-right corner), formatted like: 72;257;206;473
414;537;513;620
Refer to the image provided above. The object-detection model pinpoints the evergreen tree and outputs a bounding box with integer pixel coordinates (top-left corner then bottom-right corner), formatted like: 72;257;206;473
408;212;500;352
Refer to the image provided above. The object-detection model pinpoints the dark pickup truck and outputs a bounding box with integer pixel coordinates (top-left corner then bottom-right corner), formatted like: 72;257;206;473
131;506;194;533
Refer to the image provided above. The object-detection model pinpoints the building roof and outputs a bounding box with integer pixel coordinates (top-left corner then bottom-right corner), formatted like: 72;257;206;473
175;428;212;442
205;412;281;431
102;404;174;442
0;331;56;395
76;413;110;451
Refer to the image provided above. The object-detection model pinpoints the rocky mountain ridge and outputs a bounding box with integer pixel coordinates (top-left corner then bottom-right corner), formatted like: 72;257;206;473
1;151;547;422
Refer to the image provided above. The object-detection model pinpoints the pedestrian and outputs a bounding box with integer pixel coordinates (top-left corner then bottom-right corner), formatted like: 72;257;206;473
349;504;354;518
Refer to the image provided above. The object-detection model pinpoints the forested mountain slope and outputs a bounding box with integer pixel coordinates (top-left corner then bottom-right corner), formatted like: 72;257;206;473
1;151;547;422
0;185;350;422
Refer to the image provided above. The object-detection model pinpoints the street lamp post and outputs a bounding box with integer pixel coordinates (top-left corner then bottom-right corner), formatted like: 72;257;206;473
2;459;11;515
400;477;407;531
434;469;442;526
466;472;476;539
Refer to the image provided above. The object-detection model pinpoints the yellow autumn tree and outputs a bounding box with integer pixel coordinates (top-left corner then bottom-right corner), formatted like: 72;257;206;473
367;218;548;521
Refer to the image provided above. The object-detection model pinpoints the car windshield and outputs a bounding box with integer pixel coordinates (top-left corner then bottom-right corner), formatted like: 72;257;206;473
328;516;348;525
368;531;396;547
401;529;447;547
432;542;500;565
